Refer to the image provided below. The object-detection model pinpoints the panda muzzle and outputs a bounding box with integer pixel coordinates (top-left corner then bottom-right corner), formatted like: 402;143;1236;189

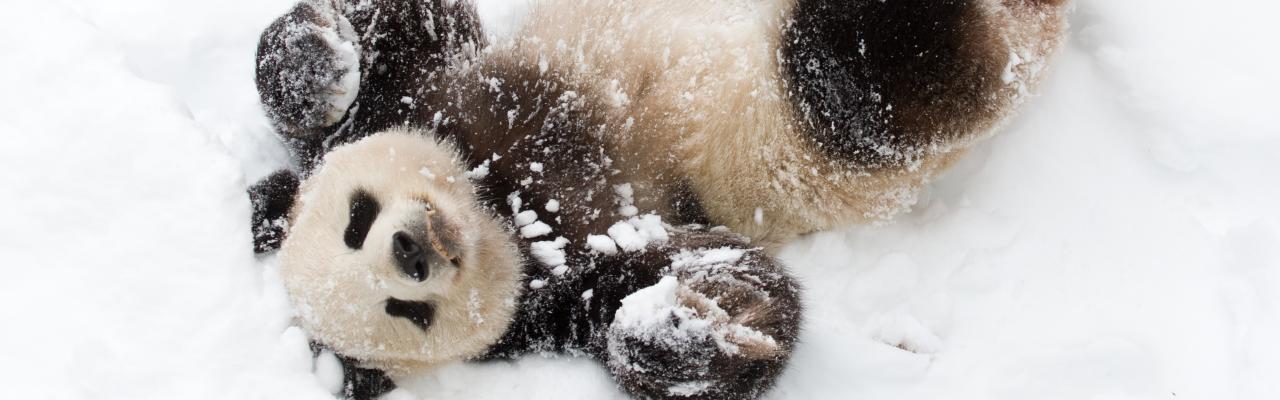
391;210;462;282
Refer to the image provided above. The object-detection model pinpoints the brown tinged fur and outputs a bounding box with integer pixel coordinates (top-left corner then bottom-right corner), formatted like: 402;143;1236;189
499;0;1070;245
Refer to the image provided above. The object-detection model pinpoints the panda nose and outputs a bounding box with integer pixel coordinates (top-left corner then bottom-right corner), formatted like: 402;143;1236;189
392;231;429;281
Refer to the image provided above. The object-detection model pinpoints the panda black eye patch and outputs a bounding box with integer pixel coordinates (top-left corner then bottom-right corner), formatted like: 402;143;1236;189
344;189;380;249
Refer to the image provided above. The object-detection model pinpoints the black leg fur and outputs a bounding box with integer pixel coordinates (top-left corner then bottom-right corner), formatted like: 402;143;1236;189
256;1;361;139
255;0;485;171
248;170;300;253
782;0;1005;169
340;0;485;138
338;354;397;400
483;228;802;400
309;342;397;400
602;232;802;400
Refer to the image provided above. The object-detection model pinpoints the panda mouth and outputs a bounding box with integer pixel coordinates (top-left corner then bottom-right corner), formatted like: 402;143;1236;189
385;297;436;332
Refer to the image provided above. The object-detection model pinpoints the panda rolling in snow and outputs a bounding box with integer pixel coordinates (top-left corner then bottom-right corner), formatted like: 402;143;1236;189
248;0;1067;398
253;130;802;399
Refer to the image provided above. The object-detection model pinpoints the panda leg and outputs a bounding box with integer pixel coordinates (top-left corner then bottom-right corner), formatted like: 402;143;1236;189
309;342;396;400
337;354;397;400
602;233;803;400
780;0;1068;168
333;0;486;137
255;0;362;138
256;0;486;140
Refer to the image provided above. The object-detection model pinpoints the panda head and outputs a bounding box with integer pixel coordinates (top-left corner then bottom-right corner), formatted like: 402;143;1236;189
250;129;523;375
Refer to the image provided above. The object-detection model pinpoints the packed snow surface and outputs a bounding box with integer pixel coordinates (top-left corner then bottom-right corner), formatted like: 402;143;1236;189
2;0;1279;399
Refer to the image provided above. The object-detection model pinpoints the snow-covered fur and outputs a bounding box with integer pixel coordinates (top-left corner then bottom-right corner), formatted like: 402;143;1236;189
500;0;1069;245
249;0;1068;398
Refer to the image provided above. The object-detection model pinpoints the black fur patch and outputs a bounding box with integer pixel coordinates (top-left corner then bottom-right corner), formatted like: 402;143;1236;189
344;189;380;250
340;358;397;400
248;170;299;253
668;180;711;226
339;0;485;138
309;342;397;400
254;1;351;137
385;298;436;332
781;0;1000;168
435;61;622;242
482;227;803;400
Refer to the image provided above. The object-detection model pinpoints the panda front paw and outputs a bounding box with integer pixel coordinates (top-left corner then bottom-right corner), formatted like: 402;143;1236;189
605;276;787;399
256;0;361;136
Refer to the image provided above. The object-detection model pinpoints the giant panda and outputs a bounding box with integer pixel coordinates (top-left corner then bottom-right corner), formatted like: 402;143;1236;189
249;130;802;399
247;0;1068;398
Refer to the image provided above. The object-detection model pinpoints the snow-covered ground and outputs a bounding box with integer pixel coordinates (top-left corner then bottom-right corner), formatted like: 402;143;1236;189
2;0;1277;399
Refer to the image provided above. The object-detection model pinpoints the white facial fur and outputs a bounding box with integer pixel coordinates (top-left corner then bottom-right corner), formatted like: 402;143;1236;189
279;129;523;376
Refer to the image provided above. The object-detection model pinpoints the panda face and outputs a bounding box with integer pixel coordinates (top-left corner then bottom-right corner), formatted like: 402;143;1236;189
279;130;523;375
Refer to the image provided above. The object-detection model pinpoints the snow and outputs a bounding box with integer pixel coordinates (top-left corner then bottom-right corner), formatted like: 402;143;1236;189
514;210;539;227
519;221;553;238
464;159;491;180
551;265;569;276
586;234;620;255
468;289;487;325
614;183;638;217
607;222;647;252
628;214;670;243
670;247;746;270
313;350;345;395
506;191;523;214
605;215;673;253
612;276;682;331
867;313;944;355
2;0;1279;399
610;271;776;363
530;237;569;267
322;31;361;119
608;276;724;362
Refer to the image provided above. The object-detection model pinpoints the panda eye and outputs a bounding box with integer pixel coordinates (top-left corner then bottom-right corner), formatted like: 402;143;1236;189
344;190;380;249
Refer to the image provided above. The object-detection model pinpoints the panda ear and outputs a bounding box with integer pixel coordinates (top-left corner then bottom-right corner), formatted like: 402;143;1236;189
248;170;300;253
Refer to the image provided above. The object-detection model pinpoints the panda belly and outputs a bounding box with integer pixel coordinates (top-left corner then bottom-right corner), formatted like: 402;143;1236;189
506;0;945;245
507;0;1068;246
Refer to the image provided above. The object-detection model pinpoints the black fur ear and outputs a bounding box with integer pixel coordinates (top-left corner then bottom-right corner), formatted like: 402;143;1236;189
249;170;300;253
